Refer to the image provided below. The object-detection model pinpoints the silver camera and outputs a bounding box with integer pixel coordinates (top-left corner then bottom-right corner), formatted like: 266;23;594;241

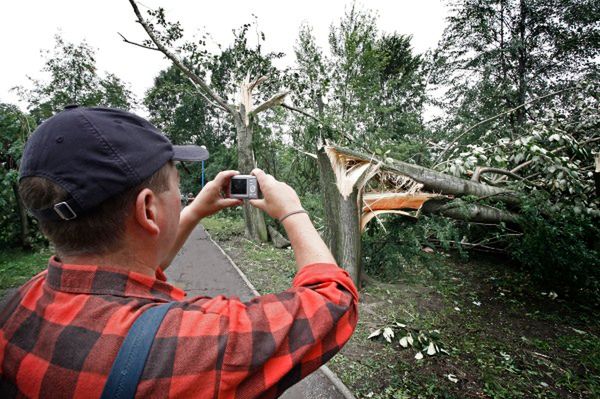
228;175;260;199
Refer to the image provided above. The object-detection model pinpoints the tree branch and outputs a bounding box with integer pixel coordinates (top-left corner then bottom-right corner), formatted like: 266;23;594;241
118;32;160;51
188;84;221;110
127;0;232;113
435;87;576;165
288;145;318;159
472;167;526;183
251;91;289;115
281;103;321;123
510;135;600;174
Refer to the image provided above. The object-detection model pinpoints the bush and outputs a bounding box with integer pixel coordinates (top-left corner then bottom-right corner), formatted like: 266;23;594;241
508;200;600;298
362;214;462;281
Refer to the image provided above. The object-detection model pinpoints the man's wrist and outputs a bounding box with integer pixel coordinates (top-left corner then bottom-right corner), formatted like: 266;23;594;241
279;209;308;223
281;211;311;229
182;205;206;224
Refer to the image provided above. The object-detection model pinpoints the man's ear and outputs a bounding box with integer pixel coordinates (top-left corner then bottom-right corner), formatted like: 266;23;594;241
134;188;160;236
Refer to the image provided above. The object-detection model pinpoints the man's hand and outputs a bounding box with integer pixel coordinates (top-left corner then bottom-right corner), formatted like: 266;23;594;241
187;170;243;220
249;168;303;220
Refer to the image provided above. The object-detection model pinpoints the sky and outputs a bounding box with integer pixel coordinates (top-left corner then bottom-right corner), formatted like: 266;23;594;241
0;0;449;112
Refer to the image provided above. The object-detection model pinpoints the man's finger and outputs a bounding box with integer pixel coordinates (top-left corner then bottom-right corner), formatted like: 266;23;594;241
213;170;240;186
249;199;266;212
251;168;267;185
218;198;243;208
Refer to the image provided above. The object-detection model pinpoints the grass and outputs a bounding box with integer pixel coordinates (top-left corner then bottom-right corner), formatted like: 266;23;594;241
207;215;600;399
201;212;245;240
0;247;51;295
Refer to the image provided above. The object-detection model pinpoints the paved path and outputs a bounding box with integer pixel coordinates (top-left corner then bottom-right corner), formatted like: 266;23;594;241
166;226;351;399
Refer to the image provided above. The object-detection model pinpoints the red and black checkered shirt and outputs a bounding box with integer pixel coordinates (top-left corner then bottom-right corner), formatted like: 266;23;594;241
0;257;358;398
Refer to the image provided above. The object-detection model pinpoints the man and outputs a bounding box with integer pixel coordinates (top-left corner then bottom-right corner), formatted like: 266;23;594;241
0;106;358;398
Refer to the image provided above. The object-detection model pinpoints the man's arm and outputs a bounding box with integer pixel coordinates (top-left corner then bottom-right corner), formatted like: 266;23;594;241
249;168;336;270
160;171;242;270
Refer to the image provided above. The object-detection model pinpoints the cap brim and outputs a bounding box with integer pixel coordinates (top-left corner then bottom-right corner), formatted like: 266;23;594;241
172;145;209;162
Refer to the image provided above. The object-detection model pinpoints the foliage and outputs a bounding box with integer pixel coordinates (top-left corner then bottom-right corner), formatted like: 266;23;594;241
17;35;136;122
289;7;427;152
435;80;599;216
429;0;599;210
0;104;43;248
507;196;600;297
142;12;288;190
411;0;600;299
362;215;465;281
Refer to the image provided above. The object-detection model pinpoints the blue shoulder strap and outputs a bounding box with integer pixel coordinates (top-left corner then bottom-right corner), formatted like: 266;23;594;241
100;302;176;399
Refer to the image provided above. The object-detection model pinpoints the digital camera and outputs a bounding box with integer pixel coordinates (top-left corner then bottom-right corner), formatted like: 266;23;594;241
228;175;260;199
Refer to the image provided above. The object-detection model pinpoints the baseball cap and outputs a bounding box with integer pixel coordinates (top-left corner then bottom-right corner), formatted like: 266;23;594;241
19;105;209;221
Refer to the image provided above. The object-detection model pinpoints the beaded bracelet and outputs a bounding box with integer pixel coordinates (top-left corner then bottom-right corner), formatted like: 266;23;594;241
279;209;308;223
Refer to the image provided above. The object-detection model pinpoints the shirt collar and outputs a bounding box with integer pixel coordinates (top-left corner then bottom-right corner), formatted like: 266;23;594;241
45;256;186;301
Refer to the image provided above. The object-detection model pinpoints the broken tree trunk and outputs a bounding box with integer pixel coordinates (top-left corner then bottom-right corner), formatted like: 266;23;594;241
127;0;292;244
234;114;269;242
317;143;379;287
317;142;525;288
329;144;521;206
234;78;269;242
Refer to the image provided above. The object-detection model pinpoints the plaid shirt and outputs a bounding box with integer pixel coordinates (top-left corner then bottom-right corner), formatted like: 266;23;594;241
0;257;358;398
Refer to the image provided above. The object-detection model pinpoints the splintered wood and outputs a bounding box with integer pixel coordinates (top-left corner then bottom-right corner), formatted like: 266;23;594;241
324;145;445;231
324;146;381;199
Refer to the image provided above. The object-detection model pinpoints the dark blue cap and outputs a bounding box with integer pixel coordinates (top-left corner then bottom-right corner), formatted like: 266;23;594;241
19;106;209;221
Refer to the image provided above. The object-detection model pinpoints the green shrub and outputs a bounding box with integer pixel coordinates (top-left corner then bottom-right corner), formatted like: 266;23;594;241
362;214;462;281
507;201;600;298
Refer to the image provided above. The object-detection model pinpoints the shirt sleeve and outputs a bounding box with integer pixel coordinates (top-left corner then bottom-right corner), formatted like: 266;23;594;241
219;262;358;397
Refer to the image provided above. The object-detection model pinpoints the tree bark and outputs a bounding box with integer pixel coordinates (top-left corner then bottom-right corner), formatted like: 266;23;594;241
234;111;269;242
317;144;362;287
595;153;600;197
421;199;520;224
12;182;30;249
515;0;528;130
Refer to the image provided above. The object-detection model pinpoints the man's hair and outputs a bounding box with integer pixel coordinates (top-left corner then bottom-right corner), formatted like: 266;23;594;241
19;162;173;257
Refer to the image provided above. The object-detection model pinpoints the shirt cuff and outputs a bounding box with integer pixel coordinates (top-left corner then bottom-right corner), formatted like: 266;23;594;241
155;267;167;282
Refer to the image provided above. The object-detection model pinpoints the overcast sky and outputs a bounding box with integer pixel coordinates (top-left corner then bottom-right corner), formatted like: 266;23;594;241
0;0;448;112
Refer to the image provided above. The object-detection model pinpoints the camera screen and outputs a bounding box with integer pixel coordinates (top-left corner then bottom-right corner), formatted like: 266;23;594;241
231;178;247;195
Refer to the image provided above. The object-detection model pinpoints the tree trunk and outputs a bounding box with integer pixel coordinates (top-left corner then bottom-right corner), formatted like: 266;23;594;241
12;182;30;249
421;199;520;224
329;144;520;206
595;153;600;197
234;112;269;242
317;145;362;287
515;0;528;130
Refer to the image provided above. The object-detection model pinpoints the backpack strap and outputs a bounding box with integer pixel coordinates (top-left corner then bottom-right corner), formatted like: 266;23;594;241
100;302;176;399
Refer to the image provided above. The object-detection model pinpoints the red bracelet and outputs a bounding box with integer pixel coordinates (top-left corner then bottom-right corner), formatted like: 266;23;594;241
279;209;308;223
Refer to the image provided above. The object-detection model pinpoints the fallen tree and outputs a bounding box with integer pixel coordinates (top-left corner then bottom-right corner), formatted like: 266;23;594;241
318;142;522;287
